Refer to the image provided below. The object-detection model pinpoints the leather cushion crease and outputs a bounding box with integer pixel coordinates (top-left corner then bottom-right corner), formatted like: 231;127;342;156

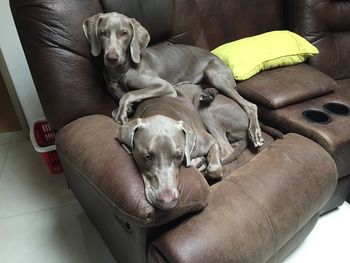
238;63;337;109
288;0;350;80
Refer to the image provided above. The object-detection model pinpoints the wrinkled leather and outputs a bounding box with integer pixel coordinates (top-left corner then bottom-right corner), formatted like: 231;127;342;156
149;134;337;263
259;82;350;178
288;0;350;79
55;115;210;227
238;64;337;109
195;0;284;50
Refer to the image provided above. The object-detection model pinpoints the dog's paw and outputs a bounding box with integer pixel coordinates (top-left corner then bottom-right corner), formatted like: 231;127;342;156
111;109;118;120
126;103;137;118
192;157;207;173
199;88;216;104
249;126;264;148
114;110;128;125
206;163;223;180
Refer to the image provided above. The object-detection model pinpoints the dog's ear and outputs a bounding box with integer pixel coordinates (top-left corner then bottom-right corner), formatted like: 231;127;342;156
83;13;103;56
129;18;150;64
178;121;195;167
116;118;144;154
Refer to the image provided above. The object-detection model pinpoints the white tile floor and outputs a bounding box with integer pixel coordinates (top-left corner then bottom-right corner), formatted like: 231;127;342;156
0;131;349;263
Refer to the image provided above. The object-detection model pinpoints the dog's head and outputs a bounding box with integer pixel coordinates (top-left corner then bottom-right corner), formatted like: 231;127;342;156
83;12;150;68
116;115;195;210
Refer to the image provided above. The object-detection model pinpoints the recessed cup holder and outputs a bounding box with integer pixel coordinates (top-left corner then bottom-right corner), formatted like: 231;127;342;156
302;109;332;124
323;102;350;116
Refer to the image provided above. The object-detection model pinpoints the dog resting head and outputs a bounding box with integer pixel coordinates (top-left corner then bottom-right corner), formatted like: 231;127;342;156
116;115;195;210
83;12;150;67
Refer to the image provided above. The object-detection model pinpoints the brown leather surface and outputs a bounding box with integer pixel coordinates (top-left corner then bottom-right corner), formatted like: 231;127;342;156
10;0;285;130
287;0;350;79
259;82;350;178
238;64;337;109
195;0;284;50
266;213;319;263
321;175;350;214
55;115;210;227
149;134;337;263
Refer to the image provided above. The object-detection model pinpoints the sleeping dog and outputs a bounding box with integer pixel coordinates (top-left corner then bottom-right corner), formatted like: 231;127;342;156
116;84;249;210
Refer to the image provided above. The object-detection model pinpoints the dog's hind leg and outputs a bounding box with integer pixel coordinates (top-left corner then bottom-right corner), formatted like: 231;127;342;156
203;60;264;147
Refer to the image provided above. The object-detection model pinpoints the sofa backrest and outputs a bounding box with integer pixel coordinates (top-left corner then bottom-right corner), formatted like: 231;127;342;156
287;0;350;80
11;0;284;130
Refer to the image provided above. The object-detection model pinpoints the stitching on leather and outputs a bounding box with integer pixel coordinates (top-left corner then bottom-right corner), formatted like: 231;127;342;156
222;180;277;253
332;34;340;79
239;84;278;109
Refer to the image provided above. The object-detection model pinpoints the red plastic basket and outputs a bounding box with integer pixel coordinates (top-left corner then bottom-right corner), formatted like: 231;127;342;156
34;120;56;147
32;120;63;174
40;150;63;174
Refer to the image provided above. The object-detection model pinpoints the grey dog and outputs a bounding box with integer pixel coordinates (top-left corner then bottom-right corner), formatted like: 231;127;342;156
83;12;263;148
116;84;249;210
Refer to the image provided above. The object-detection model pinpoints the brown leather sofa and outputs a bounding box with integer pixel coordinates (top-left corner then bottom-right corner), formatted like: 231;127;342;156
10;0;347;262
237;0;350;213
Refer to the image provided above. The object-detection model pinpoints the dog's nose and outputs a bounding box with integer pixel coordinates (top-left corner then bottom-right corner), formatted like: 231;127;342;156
106;51;119;64
158;189;178;209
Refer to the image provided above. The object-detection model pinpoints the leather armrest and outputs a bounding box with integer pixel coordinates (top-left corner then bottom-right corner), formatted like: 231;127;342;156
148;134;337;262
55;115;209;227
237;63;337;109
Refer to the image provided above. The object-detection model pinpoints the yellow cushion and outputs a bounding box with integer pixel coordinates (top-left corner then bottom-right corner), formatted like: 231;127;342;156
211;30;319;81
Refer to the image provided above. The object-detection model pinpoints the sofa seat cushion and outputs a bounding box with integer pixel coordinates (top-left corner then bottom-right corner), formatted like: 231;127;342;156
55;115;210;227
237;63;337;109
148;134;337;263
259;82;350;177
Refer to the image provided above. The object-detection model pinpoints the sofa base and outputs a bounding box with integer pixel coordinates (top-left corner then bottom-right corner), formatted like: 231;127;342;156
321;175;350;215
61;155;166;263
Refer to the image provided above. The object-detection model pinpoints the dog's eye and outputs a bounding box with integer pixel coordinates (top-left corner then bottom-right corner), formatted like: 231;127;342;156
120;30;128;37
143;153;152;161
100;31;108;37
175;153;183;161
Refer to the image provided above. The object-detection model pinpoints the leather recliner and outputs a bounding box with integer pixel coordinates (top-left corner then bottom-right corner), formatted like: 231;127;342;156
10;0;346;262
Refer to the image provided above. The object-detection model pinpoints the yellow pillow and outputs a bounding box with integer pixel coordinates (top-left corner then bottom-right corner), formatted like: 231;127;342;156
211;30;319;81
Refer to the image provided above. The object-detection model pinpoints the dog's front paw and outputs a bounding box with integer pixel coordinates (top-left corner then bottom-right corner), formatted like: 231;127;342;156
192;157;207;173
206;163;223;180
113;108;128;124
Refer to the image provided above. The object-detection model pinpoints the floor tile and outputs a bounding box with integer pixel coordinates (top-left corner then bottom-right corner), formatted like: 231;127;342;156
0;141;76;217
0;144;9;175
0;132;12;145
285;202;350;263
0;203;115;263
10;130;28;143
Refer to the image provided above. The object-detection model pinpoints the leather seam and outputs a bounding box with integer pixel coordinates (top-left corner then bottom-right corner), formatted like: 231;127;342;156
239;84;278;109
222;180;277;253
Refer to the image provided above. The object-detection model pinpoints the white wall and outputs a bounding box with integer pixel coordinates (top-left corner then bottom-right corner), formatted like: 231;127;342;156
0;1;45;132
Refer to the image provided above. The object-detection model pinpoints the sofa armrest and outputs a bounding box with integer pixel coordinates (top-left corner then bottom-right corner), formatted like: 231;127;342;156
148;133;337;262
55;115;209;227
237;63;337;109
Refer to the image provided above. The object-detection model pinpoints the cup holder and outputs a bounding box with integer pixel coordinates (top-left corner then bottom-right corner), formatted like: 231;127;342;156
323;102;350;116
302;109;332;124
